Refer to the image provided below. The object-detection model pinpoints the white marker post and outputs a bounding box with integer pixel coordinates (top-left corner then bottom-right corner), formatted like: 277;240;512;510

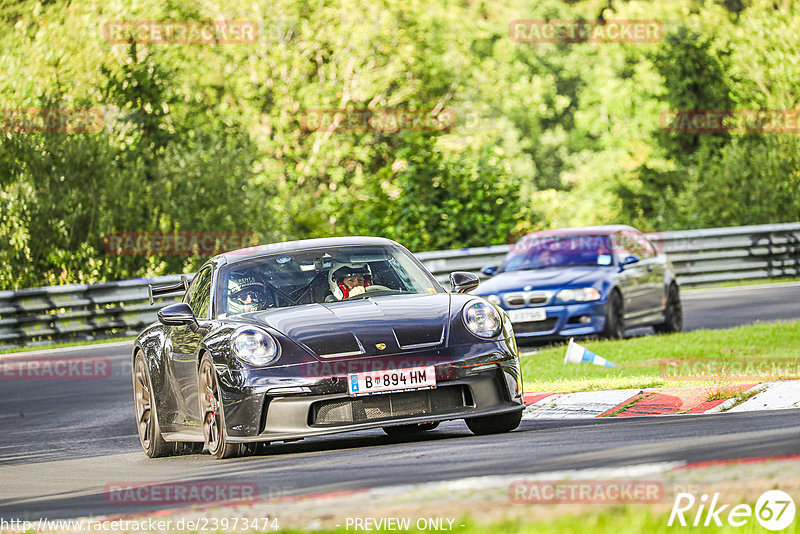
563;338;616;367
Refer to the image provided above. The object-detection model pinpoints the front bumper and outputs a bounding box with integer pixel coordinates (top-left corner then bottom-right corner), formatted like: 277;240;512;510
216;342;524;442
508;301;608;339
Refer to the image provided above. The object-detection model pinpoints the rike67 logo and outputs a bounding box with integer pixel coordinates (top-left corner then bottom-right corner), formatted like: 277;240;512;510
669;490;795;530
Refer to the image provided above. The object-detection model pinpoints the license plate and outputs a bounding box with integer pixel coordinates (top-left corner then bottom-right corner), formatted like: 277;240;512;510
348;365;436;396
508;308;547;323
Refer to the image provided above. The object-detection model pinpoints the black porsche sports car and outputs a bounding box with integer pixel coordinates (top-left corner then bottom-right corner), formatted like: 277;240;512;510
132;237;524;459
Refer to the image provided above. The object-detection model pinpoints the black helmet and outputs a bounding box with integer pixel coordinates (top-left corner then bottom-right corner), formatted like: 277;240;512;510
227;272;269;314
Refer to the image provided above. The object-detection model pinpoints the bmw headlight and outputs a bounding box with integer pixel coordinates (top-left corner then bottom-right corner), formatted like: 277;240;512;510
484;294;502;307
463;300;502;339
555;287;601;303
231;326;279;366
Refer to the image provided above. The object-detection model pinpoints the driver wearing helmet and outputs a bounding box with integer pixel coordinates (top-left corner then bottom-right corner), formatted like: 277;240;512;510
227;272;270;315
328;262;372;300
537;248;562;267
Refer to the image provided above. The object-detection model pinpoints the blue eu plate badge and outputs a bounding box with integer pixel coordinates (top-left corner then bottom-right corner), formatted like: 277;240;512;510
350;375;359;392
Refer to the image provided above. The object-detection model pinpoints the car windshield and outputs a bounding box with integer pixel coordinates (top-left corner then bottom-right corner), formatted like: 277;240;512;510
216;244;443;316
500;234;614;272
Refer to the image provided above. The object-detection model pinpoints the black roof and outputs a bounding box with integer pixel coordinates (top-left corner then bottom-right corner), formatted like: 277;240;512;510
217;236;401;264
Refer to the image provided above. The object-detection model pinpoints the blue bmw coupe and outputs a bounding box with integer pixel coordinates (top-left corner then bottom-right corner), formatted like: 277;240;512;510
474;225;682;341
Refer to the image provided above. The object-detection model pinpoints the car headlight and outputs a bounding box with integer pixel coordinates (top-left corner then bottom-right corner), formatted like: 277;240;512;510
555;287;601;303
231;326;279;366
463;300;502;339
484;294;502;307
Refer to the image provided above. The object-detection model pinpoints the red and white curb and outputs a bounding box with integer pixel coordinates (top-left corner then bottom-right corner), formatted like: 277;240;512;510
522;389;641;419
522;380;800;419
726;381;800;412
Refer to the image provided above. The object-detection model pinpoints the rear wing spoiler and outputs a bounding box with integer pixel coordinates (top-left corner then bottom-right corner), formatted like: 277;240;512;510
148;275;190;305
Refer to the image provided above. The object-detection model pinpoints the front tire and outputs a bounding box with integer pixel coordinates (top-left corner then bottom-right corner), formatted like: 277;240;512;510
654;284;683;334
466;410;522;436
199;355;251;459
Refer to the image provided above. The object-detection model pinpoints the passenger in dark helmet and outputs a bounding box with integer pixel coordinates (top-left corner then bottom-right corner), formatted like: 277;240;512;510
227;272;270;314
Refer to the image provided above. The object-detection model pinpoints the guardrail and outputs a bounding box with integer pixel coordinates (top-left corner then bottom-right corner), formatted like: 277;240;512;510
0;275;189;350
2;222;799;350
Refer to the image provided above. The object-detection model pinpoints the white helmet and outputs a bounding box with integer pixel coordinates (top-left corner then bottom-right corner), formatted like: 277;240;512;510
328;262;372;300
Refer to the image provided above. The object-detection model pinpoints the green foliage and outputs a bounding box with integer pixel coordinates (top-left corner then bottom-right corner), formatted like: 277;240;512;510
1;0;799;289
339;136;522;251
616;0;800;230
693;134;800;226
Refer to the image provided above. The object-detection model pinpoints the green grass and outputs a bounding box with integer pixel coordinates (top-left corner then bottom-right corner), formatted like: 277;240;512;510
0;336;136;355
267;506;800;534
519;321;800;393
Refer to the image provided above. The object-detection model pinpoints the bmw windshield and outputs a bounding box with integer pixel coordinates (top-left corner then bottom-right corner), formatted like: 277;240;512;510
500;234;614;272
216;245;443;316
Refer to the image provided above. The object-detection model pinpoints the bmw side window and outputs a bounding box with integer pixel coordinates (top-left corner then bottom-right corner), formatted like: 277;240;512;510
628;231;654;259
639;234;657;258
186;267;213;319
614;232;634;261
620;231;647;260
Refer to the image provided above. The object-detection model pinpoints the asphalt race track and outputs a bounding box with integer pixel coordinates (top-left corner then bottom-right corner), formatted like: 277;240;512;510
681;281;800;331
2;282;800;520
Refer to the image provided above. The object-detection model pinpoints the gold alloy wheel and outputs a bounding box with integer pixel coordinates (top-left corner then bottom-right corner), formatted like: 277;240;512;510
133;356;152;450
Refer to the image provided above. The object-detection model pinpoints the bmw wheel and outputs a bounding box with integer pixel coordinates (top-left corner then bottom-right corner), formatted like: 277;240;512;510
654;284;683;334
602;291;625;339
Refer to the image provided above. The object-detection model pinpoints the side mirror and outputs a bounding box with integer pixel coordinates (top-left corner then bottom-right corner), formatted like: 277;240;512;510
481;265;498;277
158;302;201;332
619;255;641;268
450;271;480;294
